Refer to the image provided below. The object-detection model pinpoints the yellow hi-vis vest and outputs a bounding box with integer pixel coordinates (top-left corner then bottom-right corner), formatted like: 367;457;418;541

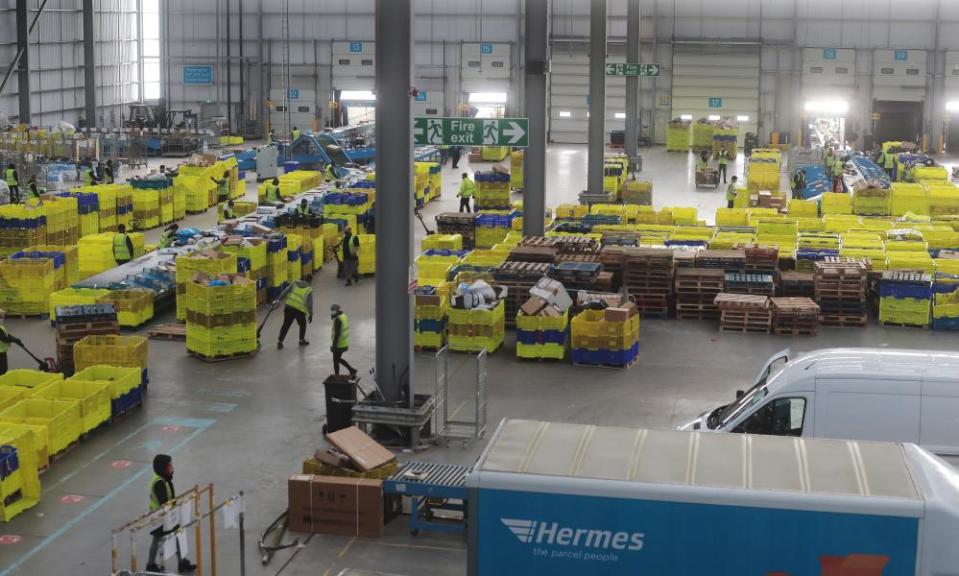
4;169;16;187
726;183;738;202
149;474;174;511
332;313;349;349
113;233;132;261
0;323;10;355
265;184;280;203
286;284;312;314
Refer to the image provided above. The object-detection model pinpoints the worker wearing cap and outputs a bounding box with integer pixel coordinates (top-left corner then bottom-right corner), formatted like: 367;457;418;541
458;173;475;213
113;224;135;265
5;164;19;203
277;280;313;349
0;310;22;376
263;177;282;205
158;224;178;249
296;198;311;216
330;304;357;377
725;176;739;209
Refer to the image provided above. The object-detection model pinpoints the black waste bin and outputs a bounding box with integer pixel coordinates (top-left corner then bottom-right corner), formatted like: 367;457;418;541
323;374;358;434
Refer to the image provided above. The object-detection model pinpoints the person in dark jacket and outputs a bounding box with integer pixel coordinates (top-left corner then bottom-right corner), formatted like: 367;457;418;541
0;310;21;376
340;226;360;286
450;145;462;169
146;454;196;573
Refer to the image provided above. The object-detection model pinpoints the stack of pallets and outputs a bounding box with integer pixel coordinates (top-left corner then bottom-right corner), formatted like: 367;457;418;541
770;297;820;336
714;293;771;333
507;246;558;263
54;304;120;375
814;259;869;327
779;271;815;298
744;244;779;271
436;213;477;249
521;235;600;255
695;250;746;271
599;246;626;291
552;261;601;291
672;250;698;269
723;272;776;296
675;268;724;320
622;248;674;317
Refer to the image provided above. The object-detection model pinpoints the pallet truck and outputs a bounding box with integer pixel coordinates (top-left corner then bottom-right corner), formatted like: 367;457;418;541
16;340;59;373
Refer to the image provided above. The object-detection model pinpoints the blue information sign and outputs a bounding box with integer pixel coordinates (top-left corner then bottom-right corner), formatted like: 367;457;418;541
415;91;428;102
183;65;214;85
708;97;723;108
349;42;363;53
288;89;300;100
895;50;908;61
481;43;493;54
823;48;837;60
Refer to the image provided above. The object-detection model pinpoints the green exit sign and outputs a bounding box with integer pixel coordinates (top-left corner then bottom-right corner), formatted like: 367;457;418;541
605;63;661;77
413;117;529;147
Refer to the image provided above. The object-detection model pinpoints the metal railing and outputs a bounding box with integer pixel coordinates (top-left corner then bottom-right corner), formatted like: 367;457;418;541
434;346;488;444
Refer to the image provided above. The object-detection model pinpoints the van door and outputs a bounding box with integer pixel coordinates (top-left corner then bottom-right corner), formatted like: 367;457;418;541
920;370;959;454
814;378;921;444
730;396;810;437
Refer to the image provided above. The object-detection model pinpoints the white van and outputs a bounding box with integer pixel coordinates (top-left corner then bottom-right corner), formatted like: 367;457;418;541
680;347;959;454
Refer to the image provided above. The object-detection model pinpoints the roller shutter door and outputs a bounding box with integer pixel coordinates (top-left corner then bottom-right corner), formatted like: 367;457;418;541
548;52;626;144
670;46;759;145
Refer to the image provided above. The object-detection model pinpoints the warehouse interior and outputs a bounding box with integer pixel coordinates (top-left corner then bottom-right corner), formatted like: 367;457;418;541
1;1;959;575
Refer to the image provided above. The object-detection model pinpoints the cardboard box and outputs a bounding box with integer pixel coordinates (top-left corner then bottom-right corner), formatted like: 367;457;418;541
311;476;384;538
604;302;637;323
326;426;395;472
520;296;548;317
529;277;572;312
287;475;315;533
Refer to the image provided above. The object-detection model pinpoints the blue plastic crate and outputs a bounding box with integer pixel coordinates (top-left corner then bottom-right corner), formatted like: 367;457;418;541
112;383;144;417
0;446;19;480
572;342;639;366
879;283;932;300
933;317;959;331
415;318;447;333
516;329;567;346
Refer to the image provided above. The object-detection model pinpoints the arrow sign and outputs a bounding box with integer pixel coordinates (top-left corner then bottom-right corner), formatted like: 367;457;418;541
413;117;529;147
502;121;526;145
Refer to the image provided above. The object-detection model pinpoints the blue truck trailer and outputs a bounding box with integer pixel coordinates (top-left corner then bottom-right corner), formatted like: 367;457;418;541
467;419;959;576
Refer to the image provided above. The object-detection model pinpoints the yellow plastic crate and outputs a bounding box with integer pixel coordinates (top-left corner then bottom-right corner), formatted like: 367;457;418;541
421;234;463;251
0;423;47;475
0;427;40;521
0;370;63;391
0;388;25;412
71;365;141;399
35;379;111;433
97;289;154;328
0;399;81;455
73;335;148;372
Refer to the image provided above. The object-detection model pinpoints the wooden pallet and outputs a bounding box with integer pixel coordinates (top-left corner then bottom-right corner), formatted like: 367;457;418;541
574;356;638;369
148;323;187;340
188;350;257;363
773;327;818;336
676;311;721;320
714;293;770;309
720;324;770;334
879;320;929;329
820;314;867;327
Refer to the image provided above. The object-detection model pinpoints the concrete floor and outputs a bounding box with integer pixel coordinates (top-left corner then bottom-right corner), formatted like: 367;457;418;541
1;145;959;575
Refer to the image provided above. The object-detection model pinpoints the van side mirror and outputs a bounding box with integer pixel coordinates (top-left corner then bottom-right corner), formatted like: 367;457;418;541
736;390;745;399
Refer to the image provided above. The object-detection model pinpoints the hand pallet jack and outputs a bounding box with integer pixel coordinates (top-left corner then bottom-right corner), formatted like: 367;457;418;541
16;341;59;373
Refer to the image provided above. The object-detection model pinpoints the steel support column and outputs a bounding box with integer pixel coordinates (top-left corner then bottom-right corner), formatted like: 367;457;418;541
83;0;96;128
625;0;639;160
16;0;29;123
374;0;413;404
522;0;548;236
587;0;607;195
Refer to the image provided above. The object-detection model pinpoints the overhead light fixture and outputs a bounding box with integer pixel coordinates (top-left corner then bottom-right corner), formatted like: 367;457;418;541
340;90;375;101
614;112;626;119
946;101;959;113
708;114;721;121
468;92;508;104
803;99;849;115
559;111;571;118
737;115;750;122
680;114;693;121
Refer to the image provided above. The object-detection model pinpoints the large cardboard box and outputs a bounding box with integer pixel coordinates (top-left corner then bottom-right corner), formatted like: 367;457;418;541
310;476;384;538
287;475;315;533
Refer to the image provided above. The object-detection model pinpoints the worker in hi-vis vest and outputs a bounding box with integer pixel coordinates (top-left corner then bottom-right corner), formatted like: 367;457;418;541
330;304;357;377
146;454;195;574
277;280;313;349
5;164;19;203
113;224;135;265
726;176;739;209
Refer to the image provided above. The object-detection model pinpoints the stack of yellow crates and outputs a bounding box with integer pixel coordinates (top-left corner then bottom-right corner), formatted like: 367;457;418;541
47;287;111;320
821;192;853;215
747;149;781;192
34;378;111;434
421;234;463;251
852;187;891;216
555;204;589;220
97;289;154;328
414;284;451;350
70;364;142;416
787;199;818;218
71;184;117;232
449;301;505;353
357;234;375;275
715;207;748;227
131;187;161;230
175;169;214;213
0;397;81;458
416;252;462;286
73;335;149;374
926;183;959;218
115;185;133;231
223;239;268;305
891;183;928;216
0;256;67;316
265;235;289;300
69;191;100;238
186;275;257;359
570;306;640;367
77;232;145;278
510;150;524;190
474;172;511;210
516;308;568;361
0;203;46;258
175;250;238;320
26;245;79;285
41;196;79;246
756;219;798;259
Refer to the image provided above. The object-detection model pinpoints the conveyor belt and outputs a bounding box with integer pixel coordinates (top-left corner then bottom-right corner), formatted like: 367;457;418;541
388;461;471;489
